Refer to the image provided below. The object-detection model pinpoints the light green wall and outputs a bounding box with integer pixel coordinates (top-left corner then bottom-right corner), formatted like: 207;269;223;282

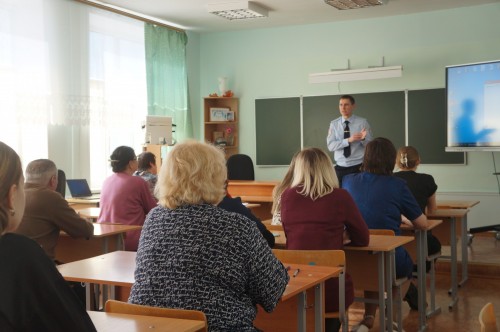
191;3;500;192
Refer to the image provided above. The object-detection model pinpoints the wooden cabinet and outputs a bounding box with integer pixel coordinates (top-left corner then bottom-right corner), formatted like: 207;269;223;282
204;97;238;157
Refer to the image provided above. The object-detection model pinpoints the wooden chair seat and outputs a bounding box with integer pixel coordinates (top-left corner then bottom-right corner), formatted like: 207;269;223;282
479;302;498;332
105;300;207;332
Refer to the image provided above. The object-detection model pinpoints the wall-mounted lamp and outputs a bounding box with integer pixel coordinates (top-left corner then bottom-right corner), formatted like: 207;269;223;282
309;65;402;83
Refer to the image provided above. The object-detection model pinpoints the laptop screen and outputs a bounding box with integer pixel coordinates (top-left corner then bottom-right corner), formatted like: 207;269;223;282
66;179;93;197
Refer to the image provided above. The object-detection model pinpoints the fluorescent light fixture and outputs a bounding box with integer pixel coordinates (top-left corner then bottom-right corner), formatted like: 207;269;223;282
309;65;402;83
207;1;268;20
324;0;388;10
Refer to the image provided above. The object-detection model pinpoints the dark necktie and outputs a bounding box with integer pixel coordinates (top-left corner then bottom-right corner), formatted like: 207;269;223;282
343;121;351;158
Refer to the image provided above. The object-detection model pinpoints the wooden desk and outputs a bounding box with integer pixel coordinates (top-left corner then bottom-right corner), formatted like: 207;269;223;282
437;200;480;209
88;311;205;332
345;235;414;332
272;230;286;249
77;207;100;221
67;197;100;210
255;263;342;332
269;232;413;332
55;224;142;263
58;251;135;310
427;208;470;308
59;251;339;332
227;180;278;220
401;219;443;331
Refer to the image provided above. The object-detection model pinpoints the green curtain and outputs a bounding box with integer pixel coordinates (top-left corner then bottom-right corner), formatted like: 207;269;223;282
144;23;192;142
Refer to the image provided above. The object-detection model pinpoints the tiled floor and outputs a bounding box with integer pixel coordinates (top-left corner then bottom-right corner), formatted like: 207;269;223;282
347;234;500;331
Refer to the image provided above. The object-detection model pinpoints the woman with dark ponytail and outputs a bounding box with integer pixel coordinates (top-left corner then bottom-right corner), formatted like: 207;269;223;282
98;146;157;251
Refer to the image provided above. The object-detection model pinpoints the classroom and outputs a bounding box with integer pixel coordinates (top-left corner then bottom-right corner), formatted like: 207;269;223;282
1;0;500;331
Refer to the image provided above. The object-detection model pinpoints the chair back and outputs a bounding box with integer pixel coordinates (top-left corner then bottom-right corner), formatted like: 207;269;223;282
272;249;345;268
56;169;66;197
266;224;284;232
227;154;255;180
479;302;498;332
105;300;207;332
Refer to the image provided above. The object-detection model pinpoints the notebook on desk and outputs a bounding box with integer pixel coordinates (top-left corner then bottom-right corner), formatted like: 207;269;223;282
66;179;100;199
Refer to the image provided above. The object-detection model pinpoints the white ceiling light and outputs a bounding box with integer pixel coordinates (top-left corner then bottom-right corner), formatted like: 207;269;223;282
324;0;388;10
309;66;402;83
207;1;268;20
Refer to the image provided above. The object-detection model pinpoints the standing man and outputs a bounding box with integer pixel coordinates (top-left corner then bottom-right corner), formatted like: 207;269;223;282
15;159;94;263
327;95;373;186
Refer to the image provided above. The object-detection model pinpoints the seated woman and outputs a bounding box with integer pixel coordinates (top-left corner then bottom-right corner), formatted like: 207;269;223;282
394;145;442;310
342;137;428;332
279;147;370;332
270;152;297;225
133;151;158;199
128;140;289;331
98;146;157;251
218;181;275;247
0;141;96;332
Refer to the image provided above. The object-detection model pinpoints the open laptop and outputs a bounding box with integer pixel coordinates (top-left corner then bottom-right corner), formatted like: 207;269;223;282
66;179;100;200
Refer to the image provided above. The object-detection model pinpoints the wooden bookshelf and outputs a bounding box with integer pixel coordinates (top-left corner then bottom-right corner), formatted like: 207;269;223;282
204;97;239;158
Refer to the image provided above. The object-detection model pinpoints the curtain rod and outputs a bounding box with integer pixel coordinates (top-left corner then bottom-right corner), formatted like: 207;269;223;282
75;0;185;33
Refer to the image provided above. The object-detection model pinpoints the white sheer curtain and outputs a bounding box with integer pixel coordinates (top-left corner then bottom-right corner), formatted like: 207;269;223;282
0;0;147;188
88;11;147;187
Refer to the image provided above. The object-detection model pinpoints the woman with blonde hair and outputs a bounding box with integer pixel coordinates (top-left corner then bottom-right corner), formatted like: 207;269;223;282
279;147;370;332
129;140;289;331
270;152;297;225
0;141;96;331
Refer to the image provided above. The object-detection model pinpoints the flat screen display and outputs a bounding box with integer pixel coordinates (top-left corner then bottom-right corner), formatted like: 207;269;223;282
446;60;500;151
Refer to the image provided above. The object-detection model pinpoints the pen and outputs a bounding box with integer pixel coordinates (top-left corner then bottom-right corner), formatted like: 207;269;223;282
293;269;300;277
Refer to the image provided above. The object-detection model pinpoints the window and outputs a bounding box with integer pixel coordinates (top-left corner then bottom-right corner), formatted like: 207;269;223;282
0;0;148;189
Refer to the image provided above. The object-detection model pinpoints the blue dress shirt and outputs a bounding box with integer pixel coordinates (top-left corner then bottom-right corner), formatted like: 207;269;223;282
326;114;372;167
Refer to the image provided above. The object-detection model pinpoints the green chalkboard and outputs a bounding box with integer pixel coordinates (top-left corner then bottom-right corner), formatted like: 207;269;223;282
255;97;301;165
408;89;465;164
255;89;465;166
303;92;406;158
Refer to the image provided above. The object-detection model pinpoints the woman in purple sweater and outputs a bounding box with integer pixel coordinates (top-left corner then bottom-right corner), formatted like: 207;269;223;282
98;146;157;251
279;147;370;332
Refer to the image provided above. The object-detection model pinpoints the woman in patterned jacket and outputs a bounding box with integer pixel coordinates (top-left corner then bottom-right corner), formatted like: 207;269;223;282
129;140;289;332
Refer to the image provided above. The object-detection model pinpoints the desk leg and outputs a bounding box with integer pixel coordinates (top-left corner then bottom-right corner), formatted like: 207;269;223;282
448;217;459;309
118;234;124;250
102;237;109;253
314;283;324;332
416;230;427;332
85;282;91;310
297;291;307;332
426;251;441;319
459;215;468;287
339;270;348;332
386;251;396;332
379;253;387;332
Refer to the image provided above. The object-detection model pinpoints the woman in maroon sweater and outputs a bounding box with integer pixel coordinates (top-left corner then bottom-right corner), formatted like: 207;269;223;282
280;147;370;332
